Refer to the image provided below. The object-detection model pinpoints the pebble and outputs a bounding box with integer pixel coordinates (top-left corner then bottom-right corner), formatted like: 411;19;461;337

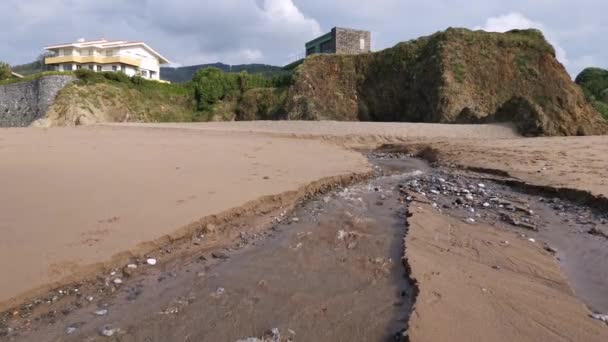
99;325;117;337
94;309;109;316
127;264;137;269
482;202;490;208
212;251;230;260
590;313;608;324
113;278;123;285
528;238;536;243
465;218;476;224
146;258;157;266
66;326;77;335
291;217;299;222
465;194;474;201
478;183;486;188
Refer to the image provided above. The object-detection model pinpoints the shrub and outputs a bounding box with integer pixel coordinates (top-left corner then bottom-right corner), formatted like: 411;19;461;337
593;101;608;120
192;67;291;112
575;67;608;120
0;61;12;80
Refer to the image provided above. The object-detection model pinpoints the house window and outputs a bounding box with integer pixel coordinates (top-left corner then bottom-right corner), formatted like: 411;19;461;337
106;50;114;56
360;38;365;50
89;65;94;71
77;65;82;70
140;70;148;78
97;65;102;72
112;65;118;71
121;65;126;73
63;64;73;71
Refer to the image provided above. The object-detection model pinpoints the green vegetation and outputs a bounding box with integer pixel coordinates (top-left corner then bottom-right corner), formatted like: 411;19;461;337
0;63;10;80
0;70;73;86
576;67;608;120
237;88;288;120
0;61;12;80
453;62;466;83
161;62;290;83
192;67;291;116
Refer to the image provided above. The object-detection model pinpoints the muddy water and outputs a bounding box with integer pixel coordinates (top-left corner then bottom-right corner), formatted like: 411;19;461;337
8;158;428;342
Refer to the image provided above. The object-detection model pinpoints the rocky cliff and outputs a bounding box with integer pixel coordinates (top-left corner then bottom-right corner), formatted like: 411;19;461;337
286;28;607;136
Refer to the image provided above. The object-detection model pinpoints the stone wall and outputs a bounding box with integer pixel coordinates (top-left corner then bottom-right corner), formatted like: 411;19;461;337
334;28;371;55
0;75;75;127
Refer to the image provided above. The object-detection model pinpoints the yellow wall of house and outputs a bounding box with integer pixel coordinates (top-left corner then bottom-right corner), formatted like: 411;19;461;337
45;55;141;67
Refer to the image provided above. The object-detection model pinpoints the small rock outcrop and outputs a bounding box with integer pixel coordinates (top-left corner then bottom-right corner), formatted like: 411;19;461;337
285;28;607;136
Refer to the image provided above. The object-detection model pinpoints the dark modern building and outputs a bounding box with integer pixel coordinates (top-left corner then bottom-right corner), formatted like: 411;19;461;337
305;27;371;56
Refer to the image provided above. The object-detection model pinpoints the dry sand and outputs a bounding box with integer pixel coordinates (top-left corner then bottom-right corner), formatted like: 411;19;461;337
0;125;369;310
109;121;520;140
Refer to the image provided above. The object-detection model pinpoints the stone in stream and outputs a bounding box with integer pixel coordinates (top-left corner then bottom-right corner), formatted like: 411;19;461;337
94;309;108;316
590;313;608;325
212;251;230;260
99;325;117;337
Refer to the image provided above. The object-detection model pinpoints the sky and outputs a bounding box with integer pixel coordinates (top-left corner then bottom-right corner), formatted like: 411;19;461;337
2;0;606;76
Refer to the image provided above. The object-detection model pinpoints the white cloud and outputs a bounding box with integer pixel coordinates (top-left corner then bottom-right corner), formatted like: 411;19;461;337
262;0;322;35
475;12;569;68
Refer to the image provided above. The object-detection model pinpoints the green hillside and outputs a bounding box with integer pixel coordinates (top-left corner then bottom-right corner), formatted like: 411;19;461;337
160;63;289;83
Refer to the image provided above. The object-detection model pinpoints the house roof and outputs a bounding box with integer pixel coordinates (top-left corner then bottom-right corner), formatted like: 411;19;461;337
44;39;171;64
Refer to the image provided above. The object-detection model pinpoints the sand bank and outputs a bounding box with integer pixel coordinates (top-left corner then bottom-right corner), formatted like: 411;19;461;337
0;125;369;309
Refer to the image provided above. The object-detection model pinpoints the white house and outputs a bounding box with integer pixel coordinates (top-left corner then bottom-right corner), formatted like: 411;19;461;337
44;39;170;80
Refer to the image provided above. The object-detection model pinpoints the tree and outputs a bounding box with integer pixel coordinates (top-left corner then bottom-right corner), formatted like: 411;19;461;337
0;61;11;80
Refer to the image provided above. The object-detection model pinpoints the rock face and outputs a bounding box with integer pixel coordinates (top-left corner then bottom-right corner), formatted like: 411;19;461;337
0;75;75;127
286;28;608;136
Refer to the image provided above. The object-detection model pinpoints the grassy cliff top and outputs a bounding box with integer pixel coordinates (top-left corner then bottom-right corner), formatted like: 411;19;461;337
392;28;555;55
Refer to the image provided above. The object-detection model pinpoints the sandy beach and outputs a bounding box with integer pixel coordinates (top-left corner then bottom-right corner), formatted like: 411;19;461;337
2;122;608;341
0;125;368;310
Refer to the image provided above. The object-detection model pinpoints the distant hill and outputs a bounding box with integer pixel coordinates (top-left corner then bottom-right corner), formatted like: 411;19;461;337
12;60;45;76
160;63;289;83
11;59;288;83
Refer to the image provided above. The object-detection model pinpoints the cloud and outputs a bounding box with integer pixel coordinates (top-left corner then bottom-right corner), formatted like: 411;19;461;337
0;0;321;67
475;12;569;67
1;0;607;76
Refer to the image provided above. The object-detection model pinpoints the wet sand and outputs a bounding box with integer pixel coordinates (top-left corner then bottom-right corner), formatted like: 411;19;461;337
12;157;426;342
0;125;369;311
407;202;608;341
